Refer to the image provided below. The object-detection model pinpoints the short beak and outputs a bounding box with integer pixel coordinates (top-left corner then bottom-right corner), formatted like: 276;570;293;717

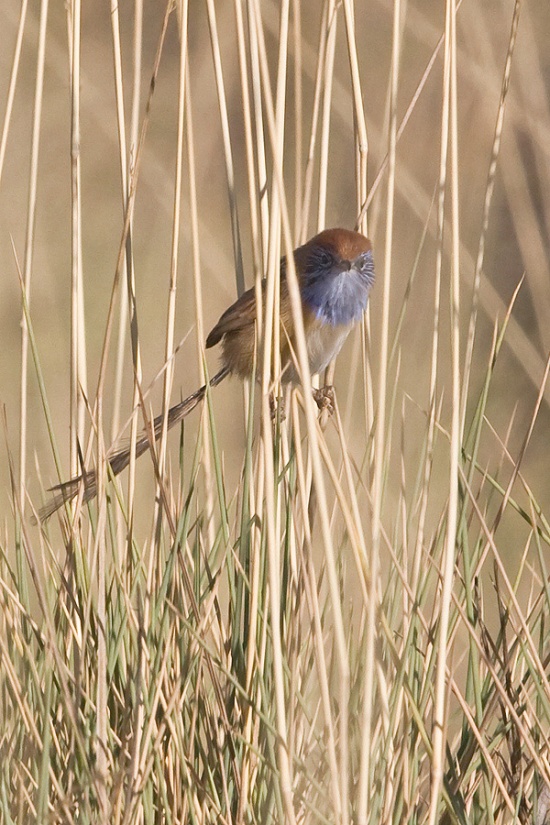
336;259;352;274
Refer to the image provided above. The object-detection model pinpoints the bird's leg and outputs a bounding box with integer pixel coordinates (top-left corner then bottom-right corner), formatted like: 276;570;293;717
312;385;335;415
269;391;286;421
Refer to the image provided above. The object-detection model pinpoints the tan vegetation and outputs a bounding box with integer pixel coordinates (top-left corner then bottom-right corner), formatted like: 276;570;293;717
1;1;549;823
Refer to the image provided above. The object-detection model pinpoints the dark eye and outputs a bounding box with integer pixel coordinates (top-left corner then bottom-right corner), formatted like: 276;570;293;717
303;245;334;277
316;249;333;268
358;250;373;271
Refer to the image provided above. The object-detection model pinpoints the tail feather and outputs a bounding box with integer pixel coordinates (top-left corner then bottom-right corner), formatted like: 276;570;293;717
38;367;229;523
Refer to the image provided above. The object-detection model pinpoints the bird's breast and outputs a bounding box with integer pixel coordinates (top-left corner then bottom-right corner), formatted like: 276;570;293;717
283;310;353;382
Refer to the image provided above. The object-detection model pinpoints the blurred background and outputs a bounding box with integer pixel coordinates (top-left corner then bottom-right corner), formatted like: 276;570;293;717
0;0;549;539
4;2;550;820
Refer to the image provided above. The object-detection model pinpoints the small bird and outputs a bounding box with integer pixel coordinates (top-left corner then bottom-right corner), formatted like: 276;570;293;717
38;228;374;521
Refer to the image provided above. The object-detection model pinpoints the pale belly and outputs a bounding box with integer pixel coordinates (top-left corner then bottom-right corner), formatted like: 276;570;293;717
284;319;352;383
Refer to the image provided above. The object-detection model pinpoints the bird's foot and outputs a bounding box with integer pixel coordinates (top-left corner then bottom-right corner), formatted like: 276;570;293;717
312;385;335;415
269;392;286;422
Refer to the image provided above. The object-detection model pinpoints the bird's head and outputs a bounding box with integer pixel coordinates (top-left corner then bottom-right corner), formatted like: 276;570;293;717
291;228;375;326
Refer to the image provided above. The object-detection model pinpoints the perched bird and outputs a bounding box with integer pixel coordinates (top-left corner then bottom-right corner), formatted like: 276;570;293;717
38;228;374;521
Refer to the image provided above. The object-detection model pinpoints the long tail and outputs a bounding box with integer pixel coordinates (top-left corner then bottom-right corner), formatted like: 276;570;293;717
38;367;230;523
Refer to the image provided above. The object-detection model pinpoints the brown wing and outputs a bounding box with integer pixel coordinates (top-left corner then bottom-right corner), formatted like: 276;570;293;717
206;269;297;380
205;284;259;348
206;256;291;350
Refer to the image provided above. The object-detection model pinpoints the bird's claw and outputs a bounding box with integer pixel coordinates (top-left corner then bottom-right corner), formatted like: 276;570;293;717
312;385;335;415
269;393;286;421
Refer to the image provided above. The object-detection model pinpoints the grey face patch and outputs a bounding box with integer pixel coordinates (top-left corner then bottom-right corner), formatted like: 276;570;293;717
301;249;375;326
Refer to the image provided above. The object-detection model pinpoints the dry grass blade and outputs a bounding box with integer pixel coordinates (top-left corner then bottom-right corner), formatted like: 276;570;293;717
2;1;550;823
